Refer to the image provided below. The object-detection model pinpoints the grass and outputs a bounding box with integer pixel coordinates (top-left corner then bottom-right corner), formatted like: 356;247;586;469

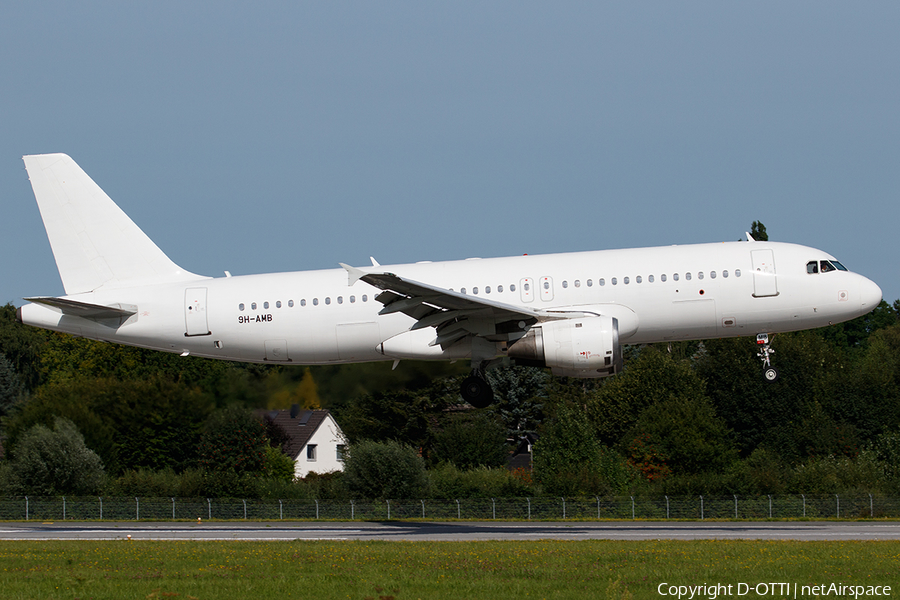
0;539;898;599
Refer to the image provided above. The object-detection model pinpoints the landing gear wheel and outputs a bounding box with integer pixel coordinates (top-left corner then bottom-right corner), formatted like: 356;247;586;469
461;375;494;408
764;367;779;382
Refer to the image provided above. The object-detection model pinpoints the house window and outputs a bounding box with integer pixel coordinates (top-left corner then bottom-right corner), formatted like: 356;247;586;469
307;444;317;461
336;444;345;462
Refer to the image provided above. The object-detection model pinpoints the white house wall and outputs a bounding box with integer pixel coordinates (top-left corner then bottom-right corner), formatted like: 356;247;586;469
294;414;347;479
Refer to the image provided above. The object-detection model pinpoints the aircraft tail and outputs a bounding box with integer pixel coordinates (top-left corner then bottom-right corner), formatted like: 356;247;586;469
23;153;205;295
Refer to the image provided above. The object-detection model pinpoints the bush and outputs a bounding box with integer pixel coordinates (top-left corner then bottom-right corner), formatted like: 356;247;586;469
429;412;509;469
10;417;105;495
105;467;208;498
427;463;533;498
533;407;603;496
793;451;885;494
264;446;296;481
343;440;428;499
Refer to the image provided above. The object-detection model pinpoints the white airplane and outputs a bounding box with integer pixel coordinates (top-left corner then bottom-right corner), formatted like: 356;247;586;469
17;154;882;407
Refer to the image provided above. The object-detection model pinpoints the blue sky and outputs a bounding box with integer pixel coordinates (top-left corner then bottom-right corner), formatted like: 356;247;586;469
2;2;898;305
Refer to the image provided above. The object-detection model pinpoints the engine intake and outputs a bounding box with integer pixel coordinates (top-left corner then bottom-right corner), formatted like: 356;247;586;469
508;316;623;378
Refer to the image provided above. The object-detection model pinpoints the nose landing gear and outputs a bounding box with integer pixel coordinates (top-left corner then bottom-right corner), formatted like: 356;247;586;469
757;333;778;382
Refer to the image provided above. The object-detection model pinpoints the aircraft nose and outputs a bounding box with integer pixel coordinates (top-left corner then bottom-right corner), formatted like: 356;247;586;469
859;276;882;312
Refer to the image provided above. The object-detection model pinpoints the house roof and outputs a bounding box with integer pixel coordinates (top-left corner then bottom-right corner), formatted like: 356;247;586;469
261;408;338;460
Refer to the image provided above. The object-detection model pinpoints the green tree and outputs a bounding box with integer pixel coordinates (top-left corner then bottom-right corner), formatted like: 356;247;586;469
487;365;548;437
0;354;22;418
585;346;708;447
9;417;104;495
0;303;48;391
264;446;296;481
343;439;428;499
532;406;603;496
626;396;737;475
4;377;212;474
430;412;509;469
198;405;267;475
750;220;768;241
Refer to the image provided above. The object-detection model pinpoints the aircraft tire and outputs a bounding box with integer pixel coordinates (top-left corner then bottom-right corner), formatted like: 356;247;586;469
764;367;779;382
461;375;494;408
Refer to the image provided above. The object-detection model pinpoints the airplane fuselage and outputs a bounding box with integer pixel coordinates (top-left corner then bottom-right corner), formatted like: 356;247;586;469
20;240;882;365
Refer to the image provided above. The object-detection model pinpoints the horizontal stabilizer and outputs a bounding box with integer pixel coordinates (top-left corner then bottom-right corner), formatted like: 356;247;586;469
25;296;137;326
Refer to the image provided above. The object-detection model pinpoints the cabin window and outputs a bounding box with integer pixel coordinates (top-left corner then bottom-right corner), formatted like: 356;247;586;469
599;278;606;286
313;298;319;306
673;274;679;282
276;300;282;308
562;281;568;289
722;270;729;278
710;271;716;279
288;300;294;307
461;288;467;294
485;286;491;294
686;272;692;281
574;280;581;288
612;277;618;285
587;279;593;287
523;283;529;291
325;297;331;305
307;444;317;461
543;281;550;290
337;296;343;304
636;276;642;284
362;295;368;302
251;302;257;310
262;301;268;309
350;295;356;303
510;284;516;292
624;277;630;285
735;269;742;277
473;287;479;295
648;275;654;283
239;303;245;311
299;299;306;307
498;285;504;293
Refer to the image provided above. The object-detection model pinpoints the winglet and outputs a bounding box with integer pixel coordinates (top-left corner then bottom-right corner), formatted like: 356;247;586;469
340;263;367;286
745;232;755;242
370;256;381;267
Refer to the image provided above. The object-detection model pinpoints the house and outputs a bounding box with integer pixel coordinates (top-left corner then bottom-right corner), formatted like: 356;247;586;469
263;406;347;479
507;432;538;472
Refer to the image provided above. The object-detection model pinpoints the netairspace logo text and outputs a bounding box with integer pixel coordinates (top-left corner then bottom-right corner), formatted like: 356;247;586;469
657;582;892;599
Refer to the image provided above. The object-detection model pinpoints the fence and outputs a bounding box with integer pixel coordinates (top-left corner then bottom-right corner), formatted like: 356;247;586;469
2;495;899;521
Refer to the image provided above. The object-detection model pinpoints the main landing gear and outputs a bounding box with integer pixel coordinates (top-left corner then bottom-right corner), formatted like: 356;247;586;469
461;374;494;408
757;333;778;382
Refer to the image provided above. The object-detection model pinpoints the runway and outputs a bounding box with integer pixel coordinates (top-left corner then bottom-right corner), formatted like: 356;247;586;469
1;521;899;541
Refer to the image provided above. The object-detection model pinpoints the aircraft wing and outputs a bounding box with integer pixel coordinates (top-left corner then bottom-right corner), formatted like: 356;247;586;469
340;264;579;348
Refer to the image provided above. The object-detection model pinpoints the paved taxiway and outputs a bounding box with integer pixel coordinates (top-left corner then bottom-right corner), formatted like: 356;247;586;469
1;521;899;542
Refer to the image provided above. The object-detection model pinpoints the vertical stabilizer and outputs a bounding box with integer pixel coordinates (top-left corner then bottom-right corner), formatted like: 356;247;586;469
23;153;205;294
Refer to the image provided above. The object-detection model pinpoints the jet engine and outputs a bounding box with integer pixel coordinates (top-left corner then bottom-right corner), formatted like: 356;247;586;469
507;316;623;378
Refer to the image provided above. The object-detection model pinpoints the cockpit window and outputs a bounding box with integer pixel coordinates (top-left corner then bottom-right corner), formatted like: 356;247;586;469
820;260;836;273
832;261;848;271
807;261;818;274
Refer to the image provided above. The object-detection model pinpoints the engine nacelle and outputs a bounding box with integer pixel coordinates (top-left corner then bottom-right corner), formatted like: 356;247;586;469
507;316;623;378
